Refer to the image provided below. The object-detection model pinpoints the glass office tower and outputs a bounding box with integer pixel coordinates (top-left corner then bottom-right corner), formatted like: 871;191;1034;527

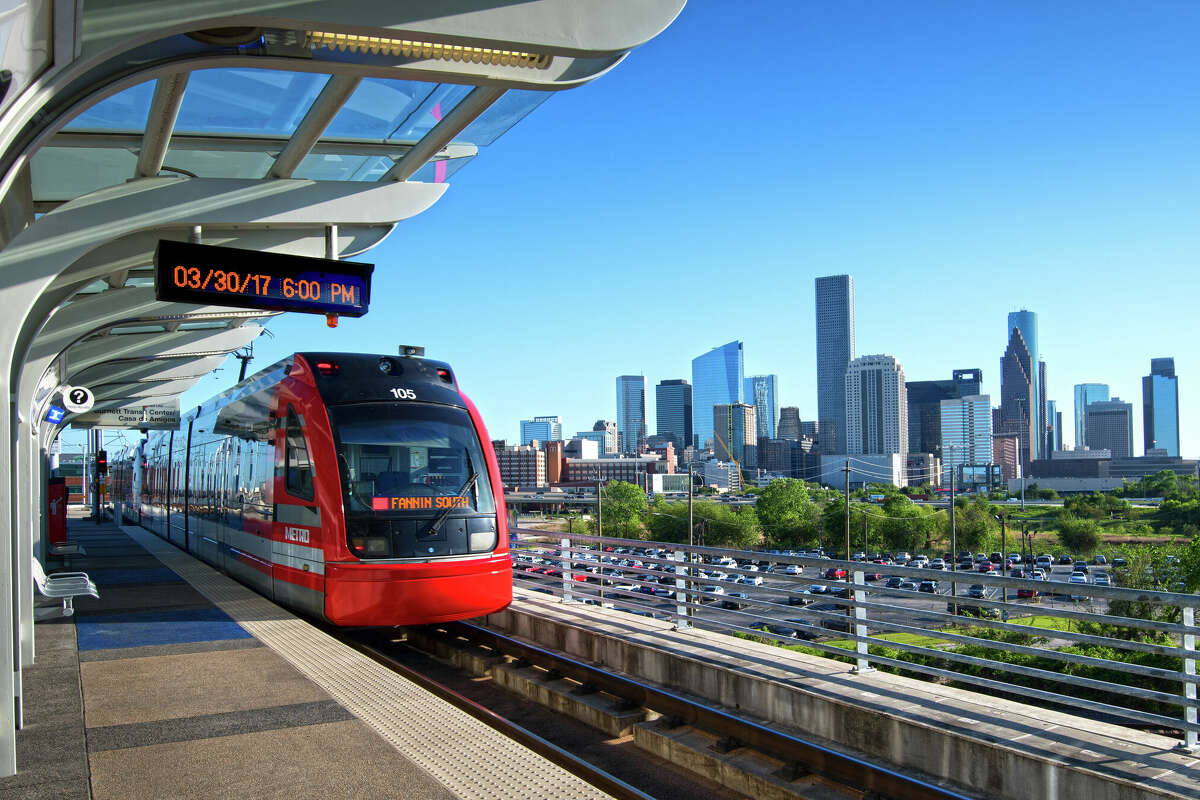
519;415;562;445
692;341;744;451
816;275;855;455
743;374;779;441
1073;383;1109;450
655;379;693;451
1143;358;1179;456
1007;310;1040;458
615;375;646;455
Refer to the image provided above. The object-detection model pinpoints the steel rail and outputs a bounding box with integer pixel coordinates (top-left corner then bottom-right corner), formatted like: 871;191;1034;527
451;621;973;800
340;629;655;800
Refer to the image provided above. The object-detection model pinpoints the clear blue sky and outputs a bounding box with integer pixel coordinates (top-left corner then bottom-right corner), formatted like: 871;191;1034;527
87;1;1200;459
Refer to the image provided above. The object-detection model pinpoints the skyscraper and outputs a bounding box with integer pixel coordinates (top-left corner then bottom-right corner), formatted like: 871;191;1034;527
844;354;907;455
1086;398;1134;459
615;376;646;456
713;403;757;466
691;341;744;451
655;379;693;451
1038;360;1048;460
1046;399;1061;453
1143;358;1180;456
815;275;855;455
905;368;983;456
777;407;802;440
998;327;1036;474
743;374;779;441
1007;310;1040;458
519;415;562;445
1073;383;1110;449
940;395;993;486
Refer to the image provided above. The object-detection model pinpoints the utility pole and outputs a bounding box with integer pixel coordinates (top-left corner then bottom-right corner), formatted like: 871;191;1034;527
996;513;1007;604
843;460;851;561
596;480;602;537
950;463;958;617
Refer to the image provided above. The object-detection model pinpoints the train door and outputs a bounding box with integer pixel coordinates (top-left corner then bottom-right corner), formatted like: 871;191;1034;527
272;404;325;617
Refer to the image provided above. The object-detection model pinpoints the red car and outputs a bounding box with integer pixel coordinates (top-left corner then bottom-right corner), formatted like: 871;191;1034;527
824;567;847;580
977;561;995;573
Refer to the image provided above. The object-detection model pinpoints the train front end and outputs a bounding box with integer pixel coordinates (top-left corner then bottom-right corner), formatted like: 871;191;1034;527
295;352;512;626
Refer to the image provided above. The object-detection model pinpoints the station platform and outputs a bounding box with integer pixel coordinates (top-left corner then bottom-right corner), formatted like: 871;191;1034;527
3;514;613;799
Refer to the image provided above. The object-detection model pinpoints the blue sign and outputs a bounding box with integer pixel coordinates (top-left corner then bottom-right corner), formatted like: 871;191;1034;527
46;405;65;424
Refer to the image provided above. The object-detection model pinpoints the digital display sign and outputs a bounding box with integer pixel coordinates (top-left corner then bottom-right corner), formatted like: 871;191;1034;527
155;240;373;317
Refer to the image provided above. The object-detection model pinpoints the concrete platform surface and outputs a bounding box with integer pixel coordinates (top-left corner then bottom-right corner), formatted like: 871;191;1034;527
3;516;616;799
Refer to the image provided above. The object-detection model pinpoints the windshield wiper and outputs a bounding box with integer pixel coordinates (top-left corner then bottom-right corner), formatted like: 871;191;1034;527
425;470;479;536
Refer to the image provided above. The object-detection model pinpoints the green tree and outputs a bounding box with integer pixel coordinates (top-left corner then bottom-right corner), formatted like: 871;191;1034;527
595;481;648;538
1055;513;1101;555
877;495;937;554
644;498;689;543
755;478;818;548
692;501;762;550
941;496;994;553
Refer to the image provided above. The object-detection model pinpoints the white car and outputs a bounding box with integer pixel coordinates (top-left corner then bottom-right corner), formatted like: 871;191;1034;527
1093;573;1111;587
784;564;804;576
738;574;764;586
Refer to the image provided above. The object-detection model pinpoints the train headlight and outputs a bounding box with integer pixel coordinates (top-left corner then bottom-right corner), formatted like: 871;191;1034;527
377;358;394;374
351;537;390;556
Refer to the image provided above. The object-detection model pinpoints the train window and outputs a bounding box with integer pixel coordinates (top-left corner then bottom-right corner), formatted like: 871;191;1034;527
328;402;495;516
285;407;314;500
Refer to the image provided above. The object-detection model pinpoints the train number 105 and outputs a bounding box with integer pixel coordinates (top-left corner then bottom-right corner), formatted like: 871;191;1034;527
390;388;416;400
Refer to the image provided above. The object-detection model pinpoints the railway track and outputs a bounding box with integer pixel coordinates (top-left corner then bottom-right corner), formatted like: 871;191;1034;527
341;622;976;800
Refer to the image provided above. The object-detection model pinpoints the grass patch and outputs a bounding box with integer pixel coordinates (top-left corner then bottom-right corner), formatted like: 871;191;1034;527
821;630;951;651
1007;615;1073;632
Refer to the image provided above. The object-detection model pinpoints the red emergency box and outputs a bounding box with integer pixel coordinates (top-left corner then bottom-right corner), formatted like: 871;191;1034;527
47;477;67;545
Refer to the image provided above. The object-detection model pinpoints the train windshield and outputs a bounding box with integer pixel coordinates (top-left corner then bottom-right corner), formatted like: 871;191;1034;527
328;403;495;516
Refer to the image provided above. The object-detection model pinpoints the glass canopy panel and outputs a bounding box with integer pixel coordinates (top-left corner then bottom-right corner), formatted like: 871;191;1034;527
174;69;329;137
408;156;474;184
292;153;395;182
30;147;137;201
323;78;435;139
159;148;275;179
62;81;155;132
456;90;551;147
387;84;474;142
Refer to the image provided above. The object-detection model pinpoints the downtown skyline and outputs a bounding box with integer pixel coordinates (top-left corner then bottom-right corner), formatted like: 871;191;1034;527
87;2;1197;463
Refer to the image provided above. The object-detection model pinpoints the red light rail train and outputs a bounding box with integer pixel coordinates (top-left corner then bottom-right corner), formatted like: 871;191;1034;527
113;351;512;626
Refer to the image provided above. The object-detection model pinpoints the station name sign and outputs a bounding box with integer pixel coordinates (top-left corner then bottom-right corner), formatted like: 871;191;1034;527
154;240;373;317
70;401;181;431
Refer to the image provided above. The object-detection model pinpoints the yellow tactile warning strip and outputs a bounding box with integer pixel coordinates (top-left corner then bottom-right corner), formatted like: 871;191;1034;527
120;525;613;800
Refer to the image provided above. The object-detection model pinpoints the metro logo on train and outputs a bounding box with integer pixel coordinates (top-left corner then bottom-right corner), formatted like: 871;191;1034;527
110;352;511;627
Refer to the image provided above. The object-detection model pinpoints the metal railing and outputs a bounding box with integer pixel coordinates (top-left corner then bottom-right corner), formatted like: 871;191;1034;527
510;528;1199;751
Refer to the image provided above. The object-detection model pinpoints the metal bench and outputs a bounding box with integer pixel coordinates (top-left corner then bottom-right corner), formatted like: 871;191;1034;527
32;558;98;616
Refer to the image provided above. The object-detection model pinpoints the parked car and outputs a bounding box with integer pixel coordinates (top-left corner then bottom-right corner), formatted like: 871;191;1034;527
1093;554;1108;565
1035;555;1053;569
977;561;995;573
1007;553;1022;563
930;558;947;570
1093;573;1111;587
738;574;764;586
824;567;847;580
898;580;918;591
787;593;812;606
720;592;749;610
698;585;725;602
967;584;986;599
1058;554;1075;565
1111;557;1127;568
917;580;938;593
751;622;798;639
1068;573;1090;600
1073;561;1089;574
1016;587;1039;599
885;576;904;588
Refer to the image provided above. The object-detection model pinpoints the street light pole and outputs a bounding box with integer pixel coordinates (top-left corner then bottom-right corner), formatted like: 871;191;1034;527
996;513;1007;604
